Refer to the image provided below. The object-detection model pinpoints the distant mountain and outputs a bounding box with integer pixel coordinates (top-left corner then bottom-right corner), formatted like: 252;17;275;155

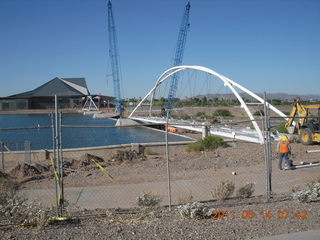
193;93;320;101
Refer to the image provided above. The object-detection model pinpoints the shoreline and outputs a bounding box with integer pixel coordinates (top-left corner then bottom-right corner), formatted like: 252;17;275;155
0;109;82;114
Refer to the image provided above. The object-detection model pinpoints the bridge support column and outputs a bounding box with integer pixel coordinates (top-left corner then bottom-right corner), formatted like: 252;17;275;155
202;125;209;139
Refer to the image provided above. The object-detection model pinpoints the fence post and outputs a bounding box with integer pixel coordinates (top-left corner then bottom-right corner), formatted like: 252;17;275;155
263;92;272;202
53;95;64;217
1;141;4;170
165;110;172;211
59;112;64;213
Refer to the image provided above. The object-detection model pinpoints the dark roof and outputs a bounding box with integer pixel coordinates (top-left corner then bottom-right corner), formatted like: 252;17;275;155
9;77;90;98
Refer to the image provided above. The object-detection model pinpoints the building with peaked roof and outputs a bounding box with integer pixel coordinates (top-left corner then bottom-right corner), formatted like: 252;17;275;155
0;77;91;110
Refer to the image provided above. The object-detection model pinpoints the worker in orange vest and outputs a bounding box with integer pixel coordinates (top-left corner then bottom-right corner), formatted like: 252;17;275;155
277;135;292;170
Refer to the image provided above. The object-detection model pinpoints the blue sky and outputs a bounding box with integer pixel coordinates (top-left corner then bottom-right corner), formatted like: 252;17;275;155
0;0;319;98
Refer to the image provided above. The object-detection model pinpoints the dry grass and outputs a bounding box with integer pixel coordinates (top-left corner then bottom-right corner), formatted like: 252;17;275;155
211;180;235;201
236;182;255;199
137;192;161;207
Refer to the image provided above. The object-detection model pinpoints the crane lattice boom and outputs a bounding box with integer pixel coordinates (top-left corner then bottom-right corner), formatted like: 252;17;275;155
107;0;122;114
167;1;191;111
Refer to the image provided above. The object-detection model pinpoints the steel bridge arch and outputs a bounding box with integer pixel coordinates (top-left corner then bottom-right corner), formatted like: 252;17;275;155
129;65;288;143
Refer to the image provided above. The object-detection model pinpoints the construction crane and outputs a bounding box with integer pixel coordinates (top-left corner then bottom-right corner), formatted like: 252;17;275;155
107;0;122;115
167;1;191;112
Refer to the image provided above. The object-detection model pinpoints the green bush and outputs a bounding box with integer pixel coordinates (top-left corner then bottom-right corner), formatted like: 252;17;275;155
274;122;288;134
213;109;232;117
186;136;225;152
186;141;204;152
180;114;191;120
195;112;207;119
253;110;264;116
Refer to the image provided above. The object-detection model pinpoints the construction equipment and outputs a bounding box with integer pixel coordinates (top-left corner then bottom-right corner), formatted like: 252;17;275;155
107;0;122;116
167;1;191;111
285;98;320;145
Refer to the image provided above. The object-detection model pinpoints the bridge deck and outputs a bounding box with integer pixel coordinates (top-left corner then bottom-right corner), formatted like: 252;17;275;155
130;116;267;144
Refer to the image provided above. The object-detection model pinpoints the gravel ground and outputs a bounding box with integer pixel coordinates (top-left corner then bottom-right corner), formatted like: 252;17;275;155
1;195;319;240
1;139;320;239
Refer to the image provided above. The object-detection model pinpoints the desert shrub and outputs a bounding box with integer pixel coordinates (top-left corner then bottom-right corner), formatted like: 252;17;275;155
0;175;53;226
180;114;191;120
177;202;213;219
202;136;225;150
137;192;161;207
212;180;235;201
213;109;232;117
274;123;288;134
186;141;204;152
292;179;320;202
291;185;301;193
292;190;311;203
195;112;207;120
236;183;255;198
209;116;219;124
0;197;53;227
186;136;225;152
0;176;19;204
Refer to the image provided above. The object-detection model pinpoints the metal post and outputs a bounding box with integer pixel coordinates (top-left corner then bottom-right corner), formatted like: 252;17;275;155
51;112;58;214
267;99;272;198
268;98;273;199
54;95;63;216
51;113;55;159
165;110;172;211
263;93;272;202
1;142;4;170
59;112;64;212
267;100;272;199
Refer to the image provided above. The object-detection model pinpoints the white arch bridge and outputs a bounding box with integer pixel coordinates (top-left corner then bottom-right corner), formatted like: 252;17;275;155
127;65;288;144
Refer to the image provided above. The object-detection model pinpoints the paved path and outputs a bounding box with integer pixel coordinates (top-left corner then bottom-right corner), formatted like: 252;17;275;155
256;229;320;240
19;163;320;209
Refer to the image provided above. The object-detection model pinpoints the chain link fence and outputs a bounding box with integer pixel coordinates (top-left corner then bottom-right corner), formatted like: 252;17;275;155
1;112;319;224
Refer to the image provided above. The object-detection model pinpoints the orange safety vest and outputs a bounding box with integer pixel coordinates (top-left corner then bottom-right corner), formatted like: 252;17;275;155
279;140;289;153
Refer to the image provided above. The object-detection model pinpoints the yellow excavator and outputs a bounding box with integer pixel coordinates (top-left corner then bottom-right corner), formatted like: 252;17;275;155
285;98;320;145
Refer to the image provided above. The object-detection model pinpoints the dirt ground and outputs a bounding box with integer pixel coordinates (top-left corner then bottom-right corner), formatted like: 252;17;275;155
12;141;319;188
1;135;320;239
1;141;319;209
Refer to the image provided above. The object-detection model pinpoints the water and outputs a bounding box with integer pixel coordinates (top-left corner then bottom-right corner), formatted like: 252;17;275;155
0;114;189;150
